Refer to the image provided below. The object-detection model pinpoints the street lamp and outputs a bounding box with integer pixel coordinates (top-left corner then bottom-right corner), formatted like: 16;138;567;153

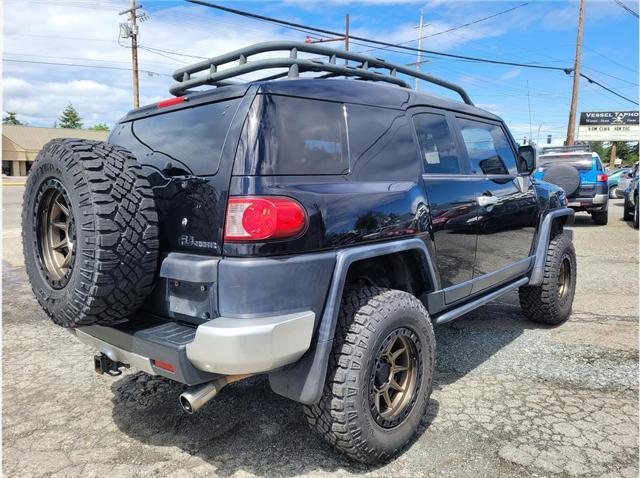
536;123;544;145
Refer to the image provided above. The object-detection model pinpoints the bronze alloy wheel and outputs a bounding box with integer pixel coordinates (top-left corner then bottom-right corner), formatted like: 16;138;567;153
557;255;572;304
368;327;422;429
35;179;76;289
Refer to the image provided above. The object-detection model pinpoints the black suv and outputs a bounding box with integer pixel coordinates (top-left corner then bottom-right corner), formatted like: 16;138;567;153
22;42;576;464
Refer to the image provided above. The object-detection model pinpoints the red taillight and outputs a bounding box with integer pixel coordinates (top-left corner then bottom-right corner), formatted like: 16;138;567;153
153;360;175;373
157;96;186;108
224;196;307;241
597;173;608;182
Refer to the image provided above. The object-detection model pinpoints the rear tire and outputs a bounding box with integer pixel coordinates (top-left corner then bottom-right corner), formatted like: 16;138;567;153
22;139;159;327
304;286;435;464
591;210;608;225
519;231;576;325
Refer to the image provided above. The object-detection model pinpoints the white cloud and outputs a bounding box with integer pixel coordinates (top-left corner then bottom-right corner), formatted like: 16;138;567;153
500;68;522;81
2;1;291;127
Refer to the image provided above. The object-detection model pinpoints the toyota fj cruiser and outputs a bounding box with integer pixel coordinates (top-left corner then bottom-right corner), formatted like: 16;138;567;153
534;145;609;225
23;42;576;464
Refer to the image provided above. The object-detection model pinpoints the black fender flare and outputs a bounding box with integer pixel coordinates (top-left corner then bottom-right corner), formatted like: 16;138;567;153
528;207;575;286
268;238;438;404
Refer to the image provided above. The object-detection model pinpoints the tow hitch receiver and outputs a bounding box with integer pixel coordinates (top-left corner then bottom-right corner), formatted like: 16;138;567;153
94;354;129;376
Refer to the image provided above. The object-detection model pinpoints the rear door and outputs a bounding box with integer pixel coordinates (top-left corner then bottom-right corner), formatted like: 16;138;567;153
109;96;249;257
411;109;478;303
454;116;538;293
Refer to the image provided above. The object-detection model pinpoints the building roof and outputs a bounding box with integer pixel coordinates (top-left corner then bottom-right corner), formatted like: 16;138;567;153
2;125;109;152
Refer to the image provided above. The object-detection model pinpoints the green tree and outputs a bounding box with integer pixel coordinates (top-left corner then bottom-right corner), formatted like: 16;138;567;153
615;141;639;166
58;103;83;129
588;141;608;160
89;123;110;131
2;112;23;125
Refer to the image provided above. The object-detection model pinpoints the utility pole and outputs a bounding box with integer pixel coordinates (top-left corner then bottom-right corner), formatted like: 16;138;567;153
609;142;617;170
416;7;424;91
565;0;585;146
344;14;349;65
527;80;533;143
120;0;142;108
305;14;349;50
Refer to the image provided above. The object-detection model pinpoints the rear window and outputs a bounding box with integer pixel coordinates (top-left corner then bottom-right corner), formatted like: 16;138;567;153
234;95;348;176
538;154;594;171
109;98;242;176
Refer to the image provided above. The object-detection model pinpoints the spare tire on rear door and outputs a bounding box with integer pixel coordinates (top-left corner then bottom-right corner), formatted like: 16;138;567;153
542;164;580;196
22;139;159;328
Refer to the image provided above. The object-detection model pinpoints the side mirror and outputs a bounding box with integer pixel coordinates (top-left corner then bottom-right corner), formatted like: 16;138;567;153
517;145;536;176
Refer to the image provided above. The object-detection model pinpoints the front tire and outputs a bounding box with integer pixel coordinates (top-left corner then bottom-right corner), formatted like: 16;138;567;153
519;231;576;325
304;286;435;464
634;198;639;229
609;186;617;199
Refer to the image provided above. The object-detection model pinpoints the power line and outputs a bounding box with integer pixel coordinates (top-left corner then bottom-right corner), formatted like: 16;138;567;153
582;66;639;87
613;0;639;17
2;58;169;76
185;0;638;105
4;32;116;42
579;72;639;105
355;2;531;56
186;0;570;72
423;2;531;39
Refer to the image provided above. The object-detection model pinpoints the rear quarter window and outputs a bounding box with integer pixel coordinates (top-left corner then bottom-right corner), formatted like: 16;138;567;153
109;98;242;176
234;95;349;176
347;105;419;181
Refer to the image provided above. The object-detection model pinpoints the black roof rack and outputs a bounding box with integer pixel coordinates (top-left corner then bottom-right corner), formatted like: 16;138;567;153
170;41;474;105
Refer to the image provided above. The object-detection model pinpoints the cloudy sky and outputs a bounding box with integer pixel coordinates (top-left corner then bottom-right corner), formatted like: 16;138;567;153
2;0;638;144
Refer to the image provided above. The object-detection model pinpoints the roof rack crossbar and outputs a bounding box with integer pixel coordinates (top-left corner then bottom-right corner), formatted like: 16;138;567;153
169;41;473;105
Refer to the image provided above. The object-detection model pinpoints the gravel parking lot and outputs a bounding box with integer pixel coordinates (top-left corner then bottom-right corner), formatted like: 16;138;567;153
3;184;638;477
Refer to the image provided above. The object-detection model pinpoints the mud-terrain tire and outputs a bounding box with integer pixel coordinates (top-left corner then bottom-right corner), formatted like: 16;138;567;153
591;210;608;225
519;231;576;325
304;286;435;464
22;139;159;328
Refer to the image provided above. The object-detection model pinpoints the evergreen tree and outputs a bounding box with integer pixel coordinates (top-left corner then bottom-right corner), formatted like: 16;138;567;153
2;112;23;125
58;104;83;129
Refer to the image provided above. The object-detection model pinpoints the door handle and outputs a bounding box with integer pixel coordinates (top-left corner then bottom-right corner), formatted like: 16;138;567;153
477;195;499;207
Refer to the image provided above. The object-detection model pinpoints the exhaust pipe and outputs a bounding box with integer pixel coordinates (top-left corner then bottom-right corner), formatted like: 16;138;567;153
179;374;252;414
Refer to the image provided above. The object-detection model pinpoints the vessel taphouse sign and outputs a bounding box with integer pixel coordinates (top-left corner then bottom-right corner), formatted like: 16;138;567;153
577;111;639;142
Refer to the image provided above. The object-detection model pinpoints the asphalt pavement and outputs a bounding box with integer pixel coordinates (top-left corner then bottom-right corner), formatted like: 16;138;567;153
2;184;638;477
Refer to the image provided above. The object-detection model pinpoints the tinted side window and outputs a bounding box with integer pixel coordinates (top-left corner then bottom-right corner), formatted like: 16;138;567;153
110;99;241;176
234;95;348;176
457;118;517;175
413;113;461;174
347;105;418;181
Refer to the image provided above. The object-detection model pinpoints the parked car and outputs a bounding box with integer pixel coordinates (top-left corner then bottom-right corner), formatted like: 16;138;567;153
608;167;633;198
623;164;639;228
534;147;609;225
617;162;639;199
20;41;577;464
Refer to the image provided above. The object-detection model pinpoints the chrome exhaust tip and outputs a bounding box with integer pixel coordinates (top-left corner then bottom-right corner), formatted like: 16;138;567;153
179;374;252;414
